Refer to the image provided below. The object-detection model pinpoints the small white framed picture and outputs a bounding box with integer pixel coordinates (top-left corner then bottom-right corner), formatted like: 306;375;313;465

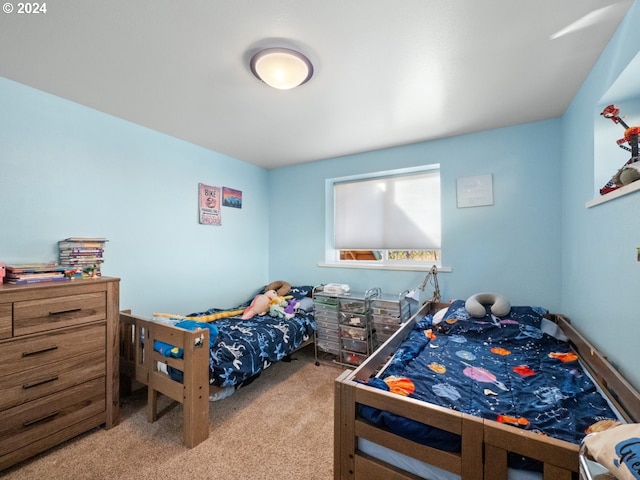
456;174;493;208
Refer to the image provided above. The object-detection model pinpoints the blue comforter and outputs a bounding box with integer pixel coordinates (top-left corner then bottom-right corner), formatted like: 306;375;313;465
360;300;618;463
156;286;316;388
193;309;315;387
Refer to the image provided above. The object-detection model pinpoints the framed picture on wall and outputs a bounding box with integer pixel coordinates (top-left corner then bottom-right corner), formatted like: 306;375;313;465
198;183;222;225
222;187;242;208
456;174;494;208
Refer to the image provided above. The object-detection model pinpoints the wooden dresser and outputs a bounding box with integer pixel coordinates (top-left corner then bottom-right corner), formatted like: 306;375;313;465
0;277;120;471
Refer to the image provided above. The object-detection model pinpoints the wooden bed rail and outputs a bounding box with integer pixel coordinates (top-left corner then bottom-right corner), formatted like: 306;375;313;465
334;301;484;480
335;370;483;480
333;304;640;480
118;312;211;448
483;420;578;480
551;314;640;423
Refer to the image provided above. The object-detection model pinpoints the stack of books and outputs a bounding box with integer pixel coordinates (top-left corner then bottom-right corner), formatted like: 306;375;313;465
58;237;108;278
3;263;72;284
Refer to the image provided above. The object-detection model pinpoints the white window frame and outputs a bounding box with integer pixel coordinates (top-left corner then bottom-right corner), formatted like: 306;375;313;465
320;165;444;271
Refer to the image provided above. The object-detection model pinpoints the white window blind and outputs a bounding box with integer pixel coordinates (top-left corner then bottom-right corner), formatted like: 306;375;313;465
334;170;441;250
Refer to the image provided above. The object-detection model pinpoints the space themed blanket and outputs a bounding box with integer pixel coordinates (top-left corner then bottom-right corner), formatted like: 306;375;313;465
174;309;316;388
155;286;316;389
359;300;619;457
210;311;315;387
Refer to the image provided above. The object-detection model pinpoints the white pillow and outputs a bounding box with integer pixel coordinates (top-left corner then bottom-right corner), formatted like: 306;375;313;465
432;307;448;325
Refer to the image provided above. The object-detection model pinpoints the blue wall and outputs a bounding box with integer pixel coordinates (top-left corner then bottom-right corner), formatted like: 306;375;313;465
0;77;270;316
560;0;640;388
268;120;563;310
1;0;638;391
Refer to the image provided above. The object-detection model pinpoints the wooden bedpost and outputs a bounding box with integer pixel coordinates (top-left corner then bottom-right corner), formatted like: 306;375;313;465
144;321;211;448
181;326;210;448
460;413;484;480
335;370;356;480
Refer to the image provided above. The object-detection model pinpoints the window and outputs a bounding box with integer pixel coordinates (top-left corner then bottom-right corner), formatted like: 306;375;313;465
325;165;441;269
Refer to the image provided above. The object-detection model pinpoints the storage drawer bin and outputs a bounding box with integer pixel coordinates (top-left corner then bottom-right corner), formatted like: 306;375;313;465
314;294;339;306
372;313;402;325
314;303;338;316
339;299;366;314
316;318;339;332
341;337;369;354
316;330;338;343
373;320;401;335
315;313;339;325
342;351;367;366
370;304;400;316
316;339;340;355
339;311;368;326
340;325;368;341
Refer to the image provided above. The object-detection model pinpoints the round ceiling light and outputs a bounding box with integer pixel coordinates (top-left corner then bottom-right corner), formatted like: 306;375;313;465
250;47;313;90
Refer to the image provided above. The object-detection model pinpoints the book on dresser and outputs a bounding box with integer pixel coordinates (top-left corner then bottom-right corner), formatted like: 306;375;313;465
3;263;72;285
0;276;120;471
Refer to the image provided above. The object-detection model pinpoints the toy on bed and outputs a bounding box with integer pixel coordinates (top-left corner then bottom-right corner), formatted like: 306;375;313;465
241;280;294;319
153;280;297;322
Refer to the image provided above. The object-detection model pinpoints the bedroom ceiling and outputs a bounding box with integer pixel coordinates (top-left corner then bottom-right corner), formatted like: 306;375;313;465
0;0;633;169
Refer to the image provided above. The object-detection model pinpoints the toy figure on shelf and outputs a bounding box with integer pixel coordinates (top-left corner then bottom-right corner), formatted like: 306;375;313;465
599;104;640;195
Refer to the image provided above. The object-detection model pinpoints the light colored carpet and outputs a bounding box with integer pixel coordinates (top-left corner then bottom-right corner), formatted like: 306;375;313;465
2;345;343;480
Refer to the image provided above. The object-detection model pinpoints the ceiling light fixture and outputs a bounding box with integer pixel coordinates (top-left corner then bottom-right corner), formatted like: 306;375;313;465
250;47;313;90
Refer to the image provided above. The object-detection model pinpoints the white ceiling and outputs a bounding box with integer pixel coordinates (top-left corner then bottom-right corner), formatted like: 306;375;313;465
0;0;633;169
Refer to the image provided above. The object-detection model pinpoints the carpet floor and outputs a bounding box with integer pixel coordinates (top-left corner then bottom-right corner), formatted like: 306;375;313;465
2;345;343;480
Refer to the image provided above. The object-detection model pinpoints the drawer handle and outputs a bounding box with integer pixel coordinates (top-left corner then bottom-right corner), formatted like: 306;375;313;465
23;375;59;389
22;345;58;357
23;410;59;427
49;308;82;316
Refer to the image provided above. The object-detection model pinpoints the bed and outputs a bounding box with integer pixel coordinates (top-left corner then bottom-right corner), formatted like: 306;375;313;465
119;285;316;447
334;300;640;480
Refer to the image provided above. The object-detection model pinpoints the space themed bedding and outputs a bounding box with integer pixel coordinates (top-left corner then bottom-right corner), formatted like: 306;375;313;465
155;285;316;389
358;300;620;463
185;307;315;388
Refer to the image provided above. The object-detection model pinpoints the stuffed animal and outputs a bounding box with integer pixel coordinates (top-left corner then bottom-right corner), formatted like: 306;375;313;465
267;297;299;319
267;295;295;318
269;303;286;318
264;280;291;297
284;299;300;318
241;290;278;319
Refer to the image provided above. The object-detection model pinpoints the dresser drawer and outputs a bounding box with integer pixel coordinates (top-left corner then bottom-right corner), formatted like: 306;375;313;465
0;376;106;458
0;323;105;378
13;291;106;336
0;349;106;411
0;303;10;340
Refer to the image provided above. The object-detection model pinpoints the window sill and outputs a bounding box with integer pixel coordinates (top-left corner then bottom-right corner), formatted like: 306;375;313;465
586;181;640;208
317;262;452;272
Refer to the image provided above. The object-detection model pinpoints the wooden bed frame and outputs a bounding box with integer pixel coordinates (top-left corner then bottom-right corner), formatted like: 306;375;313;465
334;302;640;480
119;312;210;448
119;310;314;448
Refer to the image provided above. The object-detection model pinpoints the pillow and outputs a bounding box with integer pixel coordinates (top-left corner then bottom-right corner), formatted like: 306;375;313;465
432;307;448;325
297;296;314;312
287;285;314;300
583;423;640;480
465;292;511;318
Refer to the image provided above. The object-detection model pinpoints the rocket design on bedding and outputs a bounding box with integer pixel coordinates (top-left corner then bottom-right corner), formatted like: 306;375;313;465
461;362;508;391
